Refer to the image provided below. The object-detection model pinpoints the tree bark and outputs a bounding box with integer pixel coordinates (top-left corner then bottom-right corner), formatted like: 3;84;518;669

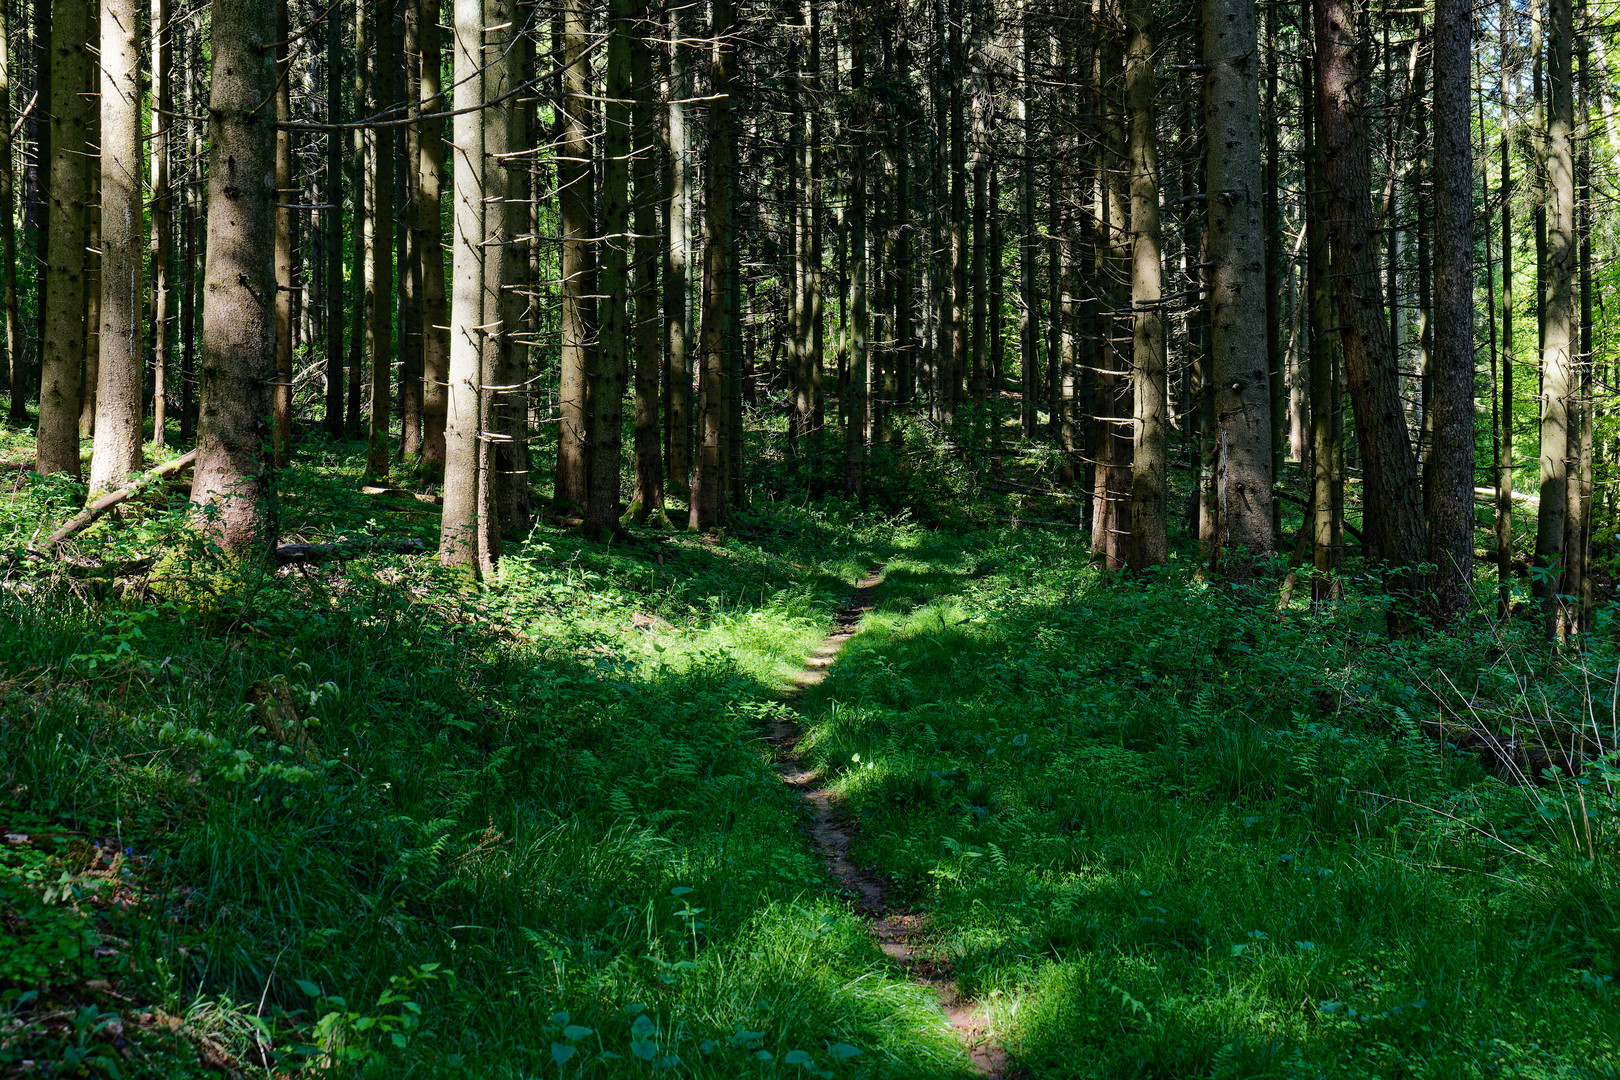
690;0;734;529
149;0;172;451
439;0;492;575
1314;0;1424;594
845;9;867;497
269;0;293;467
190;0;278;557
1;0;21;423
590;0;634;534
1496;0;1514;614
367;0;397;477
1127;0;1165;569
1204;0;1274;577
555;0;595;513
664;3;693;492
35;0;90;476
629;1;665;521
1534;0;1574;631
1427;0;1476;621
417;0;449;473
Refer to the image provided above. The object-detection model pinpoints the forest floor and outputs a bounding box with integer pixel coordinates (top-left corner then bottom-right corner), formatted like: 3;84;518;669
1;422;1618;1078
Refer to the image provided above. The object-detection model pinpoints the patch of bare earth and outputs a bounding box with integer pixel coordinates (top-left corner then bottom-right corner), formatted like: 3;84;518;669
773;569;1010;1078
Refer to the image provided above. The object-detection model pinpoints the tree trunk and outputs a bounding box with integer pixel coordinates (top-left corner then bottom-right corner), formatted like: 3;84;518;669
417;0;449;474
367;0;396;477
347;0;368;439
1314;0;1424;594
590;0;634;534
1018;0;1038;439
946;0;966;421
1426;0;1476;622
629;2;665;521
190;0;278;556
270;0;293;467
35;0;90;476
1533;0;1574;632
324;2;344;440
1304;16;1344;600
555;0;596;513
690;0;734;529
149;0;172;452
844;11;867;497
439;0;492;575
664;3;693;493
90;0;145;494
1;0;20;423
1496;0;1514;615
1204;0;1274;577
1127;0;1165;569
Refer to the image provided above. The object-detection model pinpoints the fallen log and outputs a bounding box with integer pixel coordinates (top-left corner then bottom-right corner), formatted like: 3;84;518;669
273;537;426;565
39;449;200;551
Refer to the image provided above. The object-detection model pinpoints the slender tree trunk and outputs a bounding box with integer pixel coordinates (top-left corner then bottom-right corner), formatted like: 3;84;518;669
190;0;278;556
1305;15;1344;600
1;0;20;423
399;0;423;463
590;0;634;534
35;0;90;475
844;10;867;496
1018;0;1037;439
180;18;197;444
1204;0;1274;576
1497;0;1514;613
417;0;449;473
367;0;396;477
630;2;665;521
555;0;596;513
323;3;344;439
664;4;692;493
690;0;734;529
268;0;293;467
1534;0;1574;632
486;0;527;540
1427;0;1476;621
347;0;368;439
1565;23;1590;636
91;0;146;494
946;0;966;421
149;0;172;451
1127;0;1165;569
440;0;492;575
1315;0;1424;599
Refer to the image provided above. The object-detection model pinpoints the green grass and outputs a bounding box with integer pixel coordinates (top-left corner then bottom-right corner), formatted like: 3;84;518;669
0;434;973;1078
2;418;1617;1079
796;528;1620;1079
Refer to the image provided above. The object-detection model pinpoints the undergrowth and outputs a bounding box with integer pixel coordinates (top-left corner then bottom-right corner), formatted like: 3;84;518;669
799;529;1620;1079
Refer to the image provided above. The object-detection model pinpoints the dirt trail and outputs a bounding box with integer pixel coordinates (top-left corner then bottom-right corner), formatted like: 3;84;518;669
772;568;1009;1078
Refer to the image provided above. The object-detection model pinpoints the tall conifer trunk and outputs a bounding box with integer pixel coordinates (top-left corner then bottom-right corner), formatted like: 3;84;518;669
35;0;90;476
190;0;278;556
555;0;596;513
1127;0;1165;569
417;0;449;473
690;0;734;529
1427;0;1476;620
271;0;294;467
1204;0;1273;576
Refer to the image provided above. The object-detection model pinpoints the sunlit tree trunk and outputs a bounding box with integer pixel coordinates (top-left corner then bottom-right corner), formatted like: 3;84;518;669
1534;0;1574;632
148;0;172;451
440;0;492;575
190;0;278;556
366;0;396;477
35;0;90;476
1496;0;1514;614
844;9;867;496
664;3;693;493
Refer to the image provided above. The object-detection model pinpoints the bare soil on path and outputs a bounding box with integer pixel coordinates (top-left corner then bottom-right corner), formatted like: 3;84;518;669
771;568;1010;1078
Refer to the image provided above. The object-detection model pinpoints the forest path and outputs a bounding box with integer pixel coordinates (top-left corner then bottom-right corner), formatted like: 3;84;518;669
771;567;1009;1078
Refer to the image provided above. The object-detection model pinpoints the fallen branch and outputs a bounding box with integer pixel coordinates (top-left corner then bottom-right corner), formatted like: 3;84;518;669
273;537;426;565
38;449;200;551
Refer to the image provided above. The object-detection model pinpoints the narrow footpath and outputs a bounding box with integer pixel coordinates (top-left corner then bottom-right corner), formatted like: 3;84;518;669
771;567;1010;1078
